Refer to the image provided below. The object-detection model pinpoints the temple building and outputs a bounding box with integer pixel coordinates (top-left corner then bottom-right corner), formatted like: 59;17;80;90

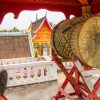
28;16;53;56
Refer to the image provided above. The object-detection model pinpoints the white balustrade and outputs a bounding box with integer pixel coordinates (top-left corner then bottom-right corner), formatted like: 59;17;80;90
0;60;57;87
0;32;27;36
0;57;48;65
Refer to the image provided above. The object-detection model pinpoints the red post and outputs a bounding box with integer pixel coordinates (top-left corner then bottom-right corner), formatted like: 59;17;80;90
86;77;100;100
0;95;7;100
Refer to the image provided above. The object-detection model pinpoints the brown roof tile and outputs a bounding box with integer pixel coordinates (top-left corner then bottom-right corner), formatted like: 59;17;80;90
31;17;45;34
0;34;32;59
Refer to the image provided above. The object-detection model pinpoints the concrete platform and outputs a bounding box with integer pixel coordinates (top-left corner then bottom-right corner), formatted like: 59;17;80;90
5;71;100;100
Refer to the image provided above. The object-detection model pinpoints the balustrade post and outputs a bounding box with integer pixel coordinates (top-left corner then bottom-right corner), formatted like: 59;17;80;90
20;68;24;81
33;66;38;81
13;69;17;82
27;67;31;80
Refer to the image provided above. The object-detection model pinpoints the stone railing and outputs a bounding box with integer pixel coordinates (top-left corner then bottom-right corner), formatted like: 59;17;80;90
0;58;57;87
0;32;27;36
0;56;51;65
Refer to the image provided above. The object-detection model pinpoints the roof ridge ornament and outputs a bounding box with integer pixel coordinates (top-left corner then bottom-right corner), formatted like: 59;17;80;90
36;13;38;21
44;11;47;19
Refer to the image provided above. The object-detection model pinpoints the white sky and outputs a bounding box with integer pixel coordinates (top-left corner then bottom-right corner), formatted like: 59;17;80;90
0;9;66;30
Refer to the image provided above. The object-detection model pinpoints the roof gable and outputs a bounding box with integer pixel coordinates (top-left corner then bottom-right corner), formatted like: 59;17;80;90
31;17;52;34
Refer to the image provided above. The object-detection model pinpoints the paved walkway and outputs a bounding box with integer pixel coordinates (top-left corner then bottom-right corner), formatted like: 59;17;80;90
5;71;100;100
5;71;64;100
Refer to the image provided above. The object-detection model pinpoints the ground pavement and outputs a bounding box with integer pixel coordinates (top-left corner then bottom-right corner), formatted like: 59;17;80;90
5;71;100;100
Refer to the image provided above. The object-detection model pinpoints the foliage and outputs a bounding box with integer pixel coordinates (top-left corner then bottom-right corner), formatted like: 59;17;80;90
0;27;27;32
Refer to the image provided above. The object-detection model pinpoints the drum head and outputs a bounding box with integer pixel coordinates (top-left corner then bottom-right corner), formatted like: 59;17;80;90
52;17;83;60
78;15;100;67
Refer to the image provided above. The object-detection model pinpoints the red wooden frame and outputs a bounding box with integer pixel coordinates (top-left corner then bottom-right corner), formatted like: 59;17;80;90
0;1;81;24
0;0;100;24
51;49;100;100
0;95;7;100
86;77;100;100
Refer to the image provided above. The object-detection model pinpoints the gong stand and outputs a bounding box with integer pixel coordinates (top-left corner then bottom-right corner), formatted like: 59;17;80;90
51;49;92;100
86;77;100;100
0;95;7;100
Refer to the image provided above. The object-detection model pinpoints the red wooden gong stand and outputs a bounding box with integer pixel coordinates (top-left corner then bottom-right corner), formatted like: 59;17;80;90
86;77;100;100
51;49;100;100
0;95;7;100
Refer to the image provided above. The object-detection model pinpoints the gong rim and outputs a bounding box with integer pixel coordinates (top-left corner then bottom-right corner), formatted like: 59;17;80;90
79;15;100;68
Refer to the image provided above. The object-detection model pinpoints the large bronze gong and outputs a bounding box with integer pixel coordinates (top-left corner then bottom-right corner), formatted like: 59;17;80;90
52;15;100;68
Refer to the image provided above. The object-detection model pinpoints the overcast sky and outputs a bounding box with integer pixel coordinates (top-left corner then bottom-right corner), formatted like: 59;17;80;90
0;9;66;30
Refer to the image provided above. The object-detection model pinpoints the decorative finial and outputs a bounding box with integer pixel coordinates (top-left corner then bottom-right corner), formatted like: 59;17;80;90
36;13;38;21
45;11;47;18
